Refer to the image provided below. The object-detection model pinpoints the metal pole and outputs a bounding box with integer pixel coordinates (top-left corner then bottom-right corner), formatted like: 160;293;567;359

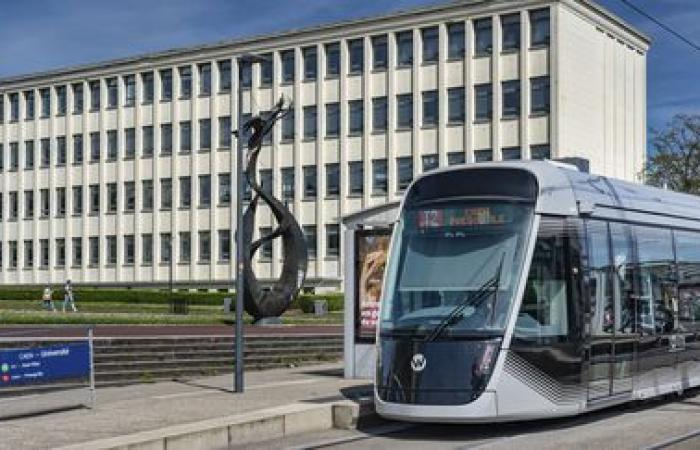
88;326;96;408
234;59;246;394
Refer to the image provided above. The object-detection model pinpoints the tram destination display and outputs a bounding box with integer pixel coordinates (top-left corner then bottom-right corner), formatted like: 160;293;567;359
0;342;91;387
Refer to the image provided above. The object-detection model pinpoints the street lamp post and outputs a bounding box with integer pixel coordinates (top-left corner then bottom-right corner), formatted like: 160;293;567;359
234;53;268;393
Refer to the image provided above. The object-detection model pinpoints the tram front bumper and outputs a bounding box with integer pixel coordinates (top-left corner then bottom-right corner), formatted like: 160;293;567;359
375;389;499;423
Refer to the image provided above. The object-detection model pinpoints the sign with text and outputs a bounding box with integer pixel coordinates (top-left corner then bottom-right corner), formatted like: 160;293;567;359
0;342;90;387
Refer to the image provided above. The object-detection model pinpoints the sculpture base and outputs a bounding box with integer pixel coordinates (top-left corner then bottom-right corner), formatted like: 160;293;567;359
253;316;283;326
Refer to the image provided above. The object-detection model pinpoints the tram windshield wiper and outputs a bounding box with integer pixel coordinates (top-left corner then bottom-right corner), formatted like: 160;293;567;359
425;254;505;342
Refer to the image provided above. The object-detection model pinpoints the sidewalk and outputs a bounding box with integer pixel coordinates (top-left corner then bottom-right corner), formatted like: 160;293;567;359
0;363;371;450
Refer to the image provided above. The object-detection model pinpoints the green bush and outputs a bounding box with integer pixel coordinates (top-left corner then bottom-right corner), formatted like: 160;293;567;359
293;293;345;313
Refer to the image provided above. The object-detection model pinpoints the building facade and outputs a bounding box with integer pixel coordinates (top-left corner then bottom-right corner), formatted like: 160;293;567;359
0;0;648;289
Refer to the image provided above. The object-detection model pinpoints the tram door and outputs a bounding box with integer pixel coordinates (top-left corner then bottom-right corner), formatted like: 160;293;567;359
585;221;634;401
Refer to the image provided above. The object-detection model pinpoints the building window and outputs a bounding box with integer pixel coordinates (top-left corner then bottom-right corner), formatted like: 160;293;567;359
106;236;117;265
348;161;363;196
326;103;340;137
40;138;50;167
448;22;465;59
24;190;34;219
422;154;439;172
199;63;211;96
260;54;273;87
303;106;317;139
72;134;84;164
179;121;191;153
326;224;340;258
325;43;340;76
161;124;173;155
422;90;438;126
124;181;136;212
199;119;211;151
303;166;317;199
9;93;19;121
25;141;35;169
349;100;363;135
372;159;387;194
531;144;551;160
40;189;49;218
179;176;191;208
502;80;521;118
25;91;35;119
89;132;99;162
55;239;66;267
531;76;550;114
397;157;413;191
89;185;100;214
142;180;153;210
216;173;230;205
257;169;271;196
475;149;493;162
326;163;340;198
106;183;117;213
212;61;230;93
142;234;153;265
24;240;33;268
72;84;83;114
218;230;230;262
160;69;173;101
474;84;493;121
474;18;493;55
71;238;82;267
259;227;273;260
56;86;67;115
396;31;413;66
160;233;172;263
56;137;66;165
143;126;154;157
179;66;192;99
142;72;154;103
89;237;99;266
89;81;100;110
303;47;317;80
372;35;388;69
501;14;521;51
9;191;18;220
303;226;317;259
179;232;191;263
56;187;66;217
448;151;465;165
281;50;295;83
348;39;364;74
124;75;136;106
397;94;413;128
72;186;82;215
10;142;19;170
199;175;211;207
372;96;387;132
239;61;252;88
40;88;51;117
218;116;231;148
530;8;551;47
502;146;522;160
161;178;172;209
422;27;439;63
41;239;50;267
281;108;295;140
281;168;294;201
106;130;117;160
106;78;118;108
124;128;135;159
199;231;211;262
447;87;465;124
7;241;16;269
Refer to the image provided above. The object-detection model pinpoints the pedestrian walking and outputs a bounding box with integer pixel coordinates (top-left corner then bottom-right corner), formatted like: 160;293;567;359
63;279;78;312
42;285;56;312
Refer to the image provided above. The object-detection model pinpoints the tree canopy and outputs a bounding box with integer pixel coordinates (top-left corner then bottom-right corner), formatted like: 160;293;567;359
644;114;700;194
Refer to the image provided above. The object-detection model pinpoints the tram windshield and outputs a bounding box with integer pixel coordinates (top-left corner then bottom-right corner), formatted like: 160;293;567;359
381;201;534;336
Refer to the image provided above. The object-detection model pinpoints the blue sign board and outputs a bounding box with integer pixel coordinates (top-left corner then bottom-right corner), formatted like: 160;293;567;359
0;342;90;387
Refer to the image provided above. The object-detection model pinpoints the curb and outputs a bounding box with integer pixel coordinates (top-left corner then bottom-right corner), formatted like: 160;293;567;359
55;399;376;450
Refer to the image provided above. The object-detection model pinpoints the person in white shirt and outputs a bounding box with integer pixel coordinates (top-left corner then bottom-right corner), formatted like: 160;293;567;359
42;285;56;312
62;279;77;313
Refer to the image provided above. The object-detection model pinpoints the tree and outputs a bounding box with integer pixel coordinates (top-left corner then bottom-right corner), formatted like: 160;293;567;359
644;114;700;194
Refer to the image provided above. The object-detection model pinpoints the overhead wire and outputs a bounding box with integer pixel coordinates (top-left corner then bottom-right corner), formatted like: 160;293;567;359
616;0;700;52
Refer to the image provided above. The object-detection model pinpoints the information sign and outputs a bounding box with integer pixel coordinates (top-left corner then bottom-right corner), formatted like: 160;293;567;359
0;342;91;387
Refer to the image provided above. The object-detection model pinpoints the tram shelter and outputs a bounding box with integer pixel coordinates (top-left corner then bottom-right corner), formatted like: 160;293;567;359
342;202;400;379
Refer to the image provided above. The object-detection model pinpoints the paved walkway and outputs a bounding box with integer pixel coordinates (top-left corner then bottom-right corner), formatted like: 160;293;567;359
0;363;370;450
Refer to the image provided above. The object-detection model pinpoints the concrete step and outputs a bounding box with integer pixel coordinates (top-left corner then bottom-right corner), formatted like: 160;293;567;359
93;345;342;363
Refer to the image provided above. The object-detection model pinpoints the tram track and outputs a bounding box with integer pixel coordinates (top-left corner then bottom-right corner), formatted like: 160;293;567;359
644;428;700;450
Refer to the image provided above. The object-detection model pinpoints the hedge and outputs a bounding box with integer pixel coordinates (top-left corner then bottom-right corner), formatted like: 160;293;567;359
0;288;345;311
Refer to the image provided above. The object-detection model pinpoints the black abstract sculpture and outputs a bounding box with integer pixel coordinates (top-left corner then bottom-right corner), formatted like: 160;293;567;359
238;97;308;324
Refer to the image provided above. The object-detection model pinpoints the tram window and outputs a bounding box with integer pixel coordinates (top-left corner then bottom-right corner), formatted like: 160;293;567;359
674;230;700;331
515;218;580;339
586;220;613;336
609;222;640;335
634;226;675;335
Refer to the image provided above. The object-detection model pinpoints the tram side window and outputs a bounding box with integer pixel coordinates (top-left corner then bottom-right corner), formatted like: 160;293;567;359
515;218;581;340
609;223;637;335
634;226;676;335
674;230;700;332
586;220;614;336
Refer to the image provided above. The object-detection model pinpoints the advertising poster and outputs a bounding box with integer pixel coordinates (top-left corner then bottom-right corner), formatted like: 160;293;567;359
355;229;392;342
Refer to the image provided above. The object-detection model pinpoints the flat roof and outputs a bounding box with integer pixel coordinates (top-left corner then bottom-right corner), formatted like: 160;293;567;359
0;0;649;88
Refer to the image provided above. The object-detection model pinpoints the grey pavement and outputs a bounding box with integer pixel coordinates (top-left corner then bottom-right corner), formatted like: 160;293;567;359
0;363;371;450
248;388;700;450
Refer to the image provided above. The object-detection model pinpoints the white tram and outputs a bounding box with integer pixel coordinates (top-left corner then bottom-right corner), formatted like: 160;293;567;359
375;160;700;422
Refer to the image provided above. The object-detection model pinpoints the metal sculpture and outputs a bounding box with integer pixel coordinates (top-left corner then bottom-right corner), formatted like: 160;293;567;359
237;97;308;323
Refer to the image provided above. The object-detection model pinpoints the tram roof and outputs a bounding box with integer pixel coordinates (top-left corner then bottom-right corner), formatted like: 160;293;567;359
416;161;700;231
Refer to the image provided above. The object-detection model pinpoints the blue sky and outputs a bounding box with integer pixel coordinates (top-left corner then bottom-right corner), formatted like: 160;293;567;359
1;0;698;133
